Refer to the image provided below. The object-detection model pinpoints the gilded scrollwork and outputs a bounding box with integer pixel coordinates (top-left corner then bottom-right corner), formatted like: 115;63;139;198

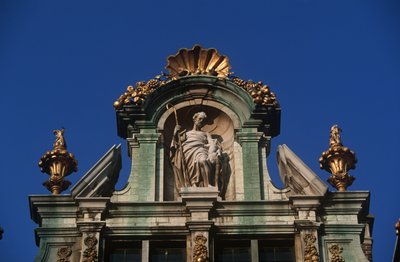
303;233;319;262
193;234;209;262
329;244;345;262
57;246;72;262
82;235;98;262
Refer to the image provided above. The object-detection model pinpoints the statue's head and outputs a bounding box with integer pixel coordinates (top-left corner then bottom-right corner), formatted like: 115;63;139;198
193;112;207;128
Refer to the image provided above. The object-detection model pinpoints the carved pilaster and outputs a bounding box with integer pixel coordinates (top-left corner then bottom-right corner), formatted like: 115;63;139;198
192;234;209;262
295;226;321;262
303;234;320;262
76;198;108;262
180;187;219;262
82;234;98;262
328;244;345;262
291;196;322;262
56;247;72;262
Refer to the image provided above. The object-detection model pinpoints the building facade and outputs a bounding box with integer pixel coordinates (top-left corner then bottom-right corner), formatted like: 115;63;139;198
29;46;373;261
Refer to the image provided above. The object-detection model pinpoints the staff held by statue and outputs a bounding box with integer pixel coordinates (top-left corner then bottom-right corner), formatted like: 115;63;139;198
167;104;190;187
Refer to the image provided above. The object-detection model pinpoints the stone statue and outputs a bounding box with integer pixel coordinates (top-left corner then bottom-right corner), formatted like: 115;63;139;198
170;112;226;189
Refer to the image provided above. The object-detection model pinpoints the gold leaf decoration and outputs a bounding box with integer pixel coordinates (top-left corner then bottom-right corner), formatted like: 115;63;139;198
230;76;279;107
166;45;232;79
113;46;280;110
319;125;357;192
304;234;319;262
113;75;169;110
38;128;78;194
193;234;209;262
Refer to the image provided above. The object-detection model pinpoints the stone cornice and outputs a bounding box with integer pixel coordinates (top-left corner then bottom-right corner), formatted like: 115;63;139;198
289;195;323;210
215;224;296;235
322;191;370;216
322;224;365;234
29;195;77;225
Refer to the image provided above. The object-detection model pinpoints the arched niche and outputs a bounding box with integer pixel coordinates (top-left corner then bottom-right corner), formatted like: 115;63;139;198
144;76;256;201
144;76;255;129
115;76;281;201
160;104;237;201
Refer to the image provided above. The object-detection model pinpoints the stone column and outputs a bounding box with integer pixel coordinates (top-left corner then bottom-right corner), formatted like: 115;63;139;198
180;187;220;262
291;196;322;262
237;128;264;200
76;198;109;262
127;128;161;201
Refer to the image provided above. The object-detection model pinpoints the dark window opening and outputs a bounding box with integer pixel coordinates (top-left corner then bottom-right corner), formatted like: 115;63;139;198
259;240;294;262
150;240;186;262
108;240;141;262
215;240;251;262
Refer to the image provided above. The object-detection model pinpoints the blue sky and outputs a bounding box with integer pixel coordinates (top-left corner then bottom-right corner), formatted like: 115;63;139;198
0;0;399;261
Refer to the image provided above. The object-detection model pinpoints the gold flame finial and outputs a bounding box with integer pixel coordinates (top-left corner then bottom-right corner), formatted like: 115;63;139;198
319;125;357;192
38;128;78;194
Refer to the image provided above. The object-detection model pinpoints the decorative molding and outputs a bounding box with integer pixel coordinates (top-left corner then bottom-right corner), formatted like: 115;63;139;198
82;235;98;262
57;246;72;262
329;244;345;262
303;233;319;262
193;234;209;262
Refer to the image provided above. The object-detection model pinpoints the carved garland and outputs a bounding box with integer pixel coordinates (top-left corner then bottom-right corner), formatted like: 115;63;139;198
82;235;98;262
57;246;72;262
113;75;170;109
113;75;279;110
329;244;345;262
193;234;209;262
303;234;320;262
230;76;279;107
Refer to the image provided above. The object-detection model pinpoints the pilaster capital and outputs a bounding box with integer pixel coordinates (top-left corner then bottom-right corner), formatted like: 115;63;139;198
294;220;322;232
290;195;322;211
180;187;220;221
186;221;214;231
127;132;161;150
236;131;264;144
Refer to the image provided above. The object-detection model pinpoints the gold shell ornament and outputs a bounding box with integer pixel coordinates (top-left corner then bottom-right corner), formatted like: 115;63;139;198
166;45;231;79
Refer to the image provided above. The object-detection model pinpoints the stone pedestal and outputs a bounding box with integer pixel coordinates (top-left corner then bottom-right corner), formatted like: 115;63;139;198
180;187;220;262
